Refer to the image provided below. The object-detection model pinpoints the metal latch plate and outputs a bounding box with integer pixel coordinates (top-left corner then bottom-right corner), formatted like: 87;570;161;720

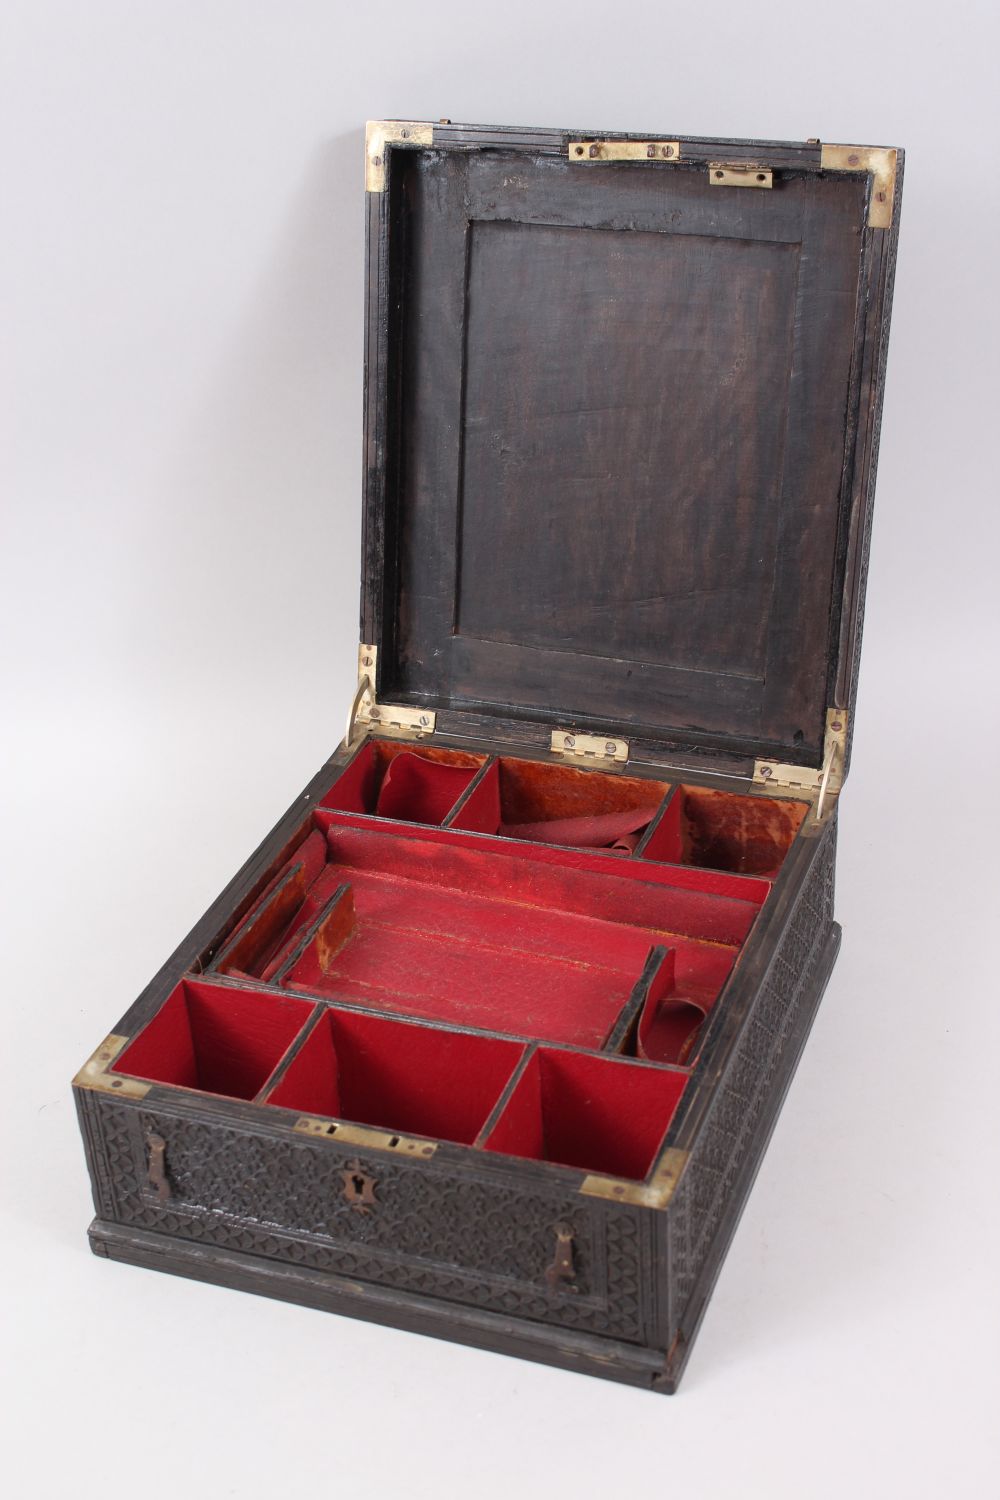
568;139;680;163
708;162;773;188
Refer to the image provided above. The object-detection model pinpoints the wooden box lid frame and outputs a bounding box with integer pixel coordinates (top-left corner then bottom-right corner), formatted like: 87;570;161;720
358;122;902;793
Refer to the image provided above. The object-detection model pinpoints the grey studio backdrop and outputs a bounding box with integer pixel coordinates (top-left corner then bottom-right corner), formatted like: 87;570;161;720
2;3;997;1498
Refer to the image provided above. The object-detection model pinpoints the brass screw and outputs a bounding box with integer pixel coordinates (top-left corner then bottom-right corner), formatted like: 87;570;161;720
605;743;617;756
564;735;576;749
663;144;674;158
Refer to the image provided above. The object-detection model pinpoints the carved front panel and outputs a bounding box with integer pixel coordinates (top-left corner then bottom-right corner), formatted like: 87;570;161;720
86;1097;650;1344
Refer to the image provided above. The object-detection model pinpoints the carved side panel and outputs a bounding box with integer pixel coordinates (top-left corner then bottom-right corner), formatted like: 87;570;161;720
667;826;836;1329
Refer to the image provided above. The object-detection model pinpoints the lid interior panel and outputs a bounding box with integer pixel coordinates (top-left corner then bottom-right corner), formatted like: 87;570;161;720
372;142;876;766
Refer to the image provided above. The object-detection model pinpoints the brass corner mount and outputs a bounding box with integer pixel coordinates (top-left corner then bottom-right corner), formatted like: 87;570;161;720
365;121;434;192
820;143;898;229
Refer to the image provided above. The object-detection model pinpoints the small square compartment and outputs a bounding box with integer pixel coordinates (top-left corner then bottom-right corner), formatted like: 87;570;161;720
449;756;668;852
483;1048;687;1180
639;786;809;876
319;741;485;826
112;980;314;1100
264;1008;526;1147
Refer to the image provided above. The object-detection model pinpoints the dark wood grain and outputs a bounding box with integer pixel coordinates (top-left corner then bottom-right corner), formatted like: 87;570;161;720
359;132;895;771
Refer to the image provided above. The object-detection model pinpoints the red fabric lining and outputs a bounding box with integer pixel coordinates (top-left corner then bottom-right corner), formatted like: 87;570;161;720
319;741;486;822
483;1048;687;1179
642;785;807;875
321;824;762;944
281;863;734;1044
263;1008;525;1146
375;752;480;824
637;993;708;1065
315;809;772;905
112;980;315;1100
444;758;501;833
499;805;662;849
446;756;670;851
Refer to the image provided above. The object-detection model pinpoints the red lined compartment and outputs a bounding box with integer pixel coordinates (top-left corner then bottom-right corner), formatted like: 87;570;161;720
264;1008;525;1146
640;785;808;876
316;808;773;906
447;756;669;852
202;810;765;1047
483;1048;687;1180
280;859;738;1045
112;980;314;1100
318;741;485;825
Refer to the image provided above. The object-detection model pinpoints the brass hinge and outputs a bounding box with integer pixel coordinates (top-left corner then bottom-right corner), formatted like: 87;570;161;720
550;729;629;766
708;162;773;189
568;139;680;164
365;120;434;192
346;644;436;746
820;143;898;229
753;709;848;820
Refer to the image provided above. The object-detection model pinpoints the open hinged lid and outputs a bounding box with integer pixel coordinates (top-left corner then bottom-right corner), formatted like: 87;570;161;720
355;122;902;803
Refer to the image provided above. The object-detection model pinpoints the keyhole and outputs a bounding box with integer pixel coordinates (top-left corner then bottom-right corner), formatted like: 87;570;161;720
350;1174;365;1196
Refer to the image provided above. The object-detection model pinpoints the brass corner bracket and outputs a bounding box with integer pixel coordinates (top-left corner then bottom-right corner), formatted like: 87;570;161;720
346;643;436;747
365;120;434;192
580;1147;689;1210
820;143;898;229
753;708;848;820
73;1034;150;1100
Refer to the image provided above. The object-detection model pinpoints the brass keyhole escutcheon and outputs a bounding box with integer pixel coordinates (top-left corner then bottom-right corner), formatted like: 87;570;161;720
146;1132;171;1203
545;1222;577;1292
340;1158;378;1213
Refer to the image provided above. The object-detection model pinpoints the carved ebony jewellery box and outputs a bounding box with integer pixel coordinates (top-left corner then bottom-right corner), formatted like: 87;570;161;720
74;121;902;1392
